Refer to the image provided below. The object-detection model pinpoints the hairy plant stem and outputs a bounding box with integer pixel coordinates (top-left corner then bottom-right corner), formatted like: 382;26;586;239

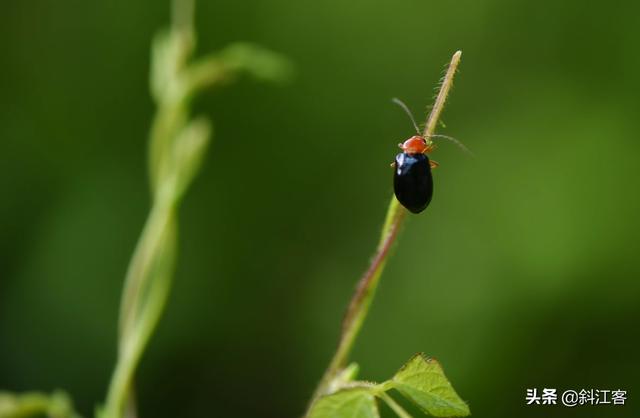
424;51;462;138
306;50;462;414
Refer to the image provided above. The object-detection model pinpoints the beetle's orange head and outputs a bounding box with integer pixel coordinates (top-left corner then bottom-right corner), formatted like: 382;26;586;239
399;135;429;154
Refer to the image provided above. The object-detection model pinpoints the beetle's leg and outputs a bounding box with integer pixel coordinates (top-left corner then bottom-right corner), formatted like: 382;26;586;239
429;160;440;169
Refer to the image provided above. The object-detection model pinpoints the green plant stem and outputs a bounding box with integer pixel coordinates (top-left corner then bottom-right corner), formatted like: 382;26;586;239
310;198;405;405
379;393;413;418
118;193;176;342
103;198;177;418
101;2;193;417
96;0;290;416
424;51;462;138
306;50;462;414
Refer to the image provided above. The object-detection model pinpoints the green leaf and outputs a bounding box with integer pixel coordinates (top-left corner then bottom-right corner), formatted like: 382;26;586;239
0;390;82;418
171;116;212;200
391;354;470;417
218;43;294;83
339;363;360;382
308;388;379;418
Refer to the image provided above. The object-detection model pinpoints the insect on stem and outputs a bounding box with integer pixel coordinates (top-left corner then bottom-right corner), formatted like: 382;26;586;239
305;50;463;416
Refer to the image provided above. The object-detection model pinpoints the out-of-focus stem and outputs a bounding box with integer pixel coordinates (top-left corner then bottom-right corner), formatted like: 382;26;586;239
102;2;194;418
103;200;176;418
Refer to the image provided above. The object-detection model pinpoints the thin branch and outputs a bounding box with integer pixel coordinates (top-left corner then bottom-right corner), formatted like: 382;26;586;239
171;0;195;34
380;393;414;418
305;50;462;416
424;50;461;138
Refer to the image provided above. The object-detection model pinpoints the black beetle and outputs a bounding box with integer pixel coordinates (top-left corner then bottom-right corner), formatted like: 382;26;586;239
393;135;436;213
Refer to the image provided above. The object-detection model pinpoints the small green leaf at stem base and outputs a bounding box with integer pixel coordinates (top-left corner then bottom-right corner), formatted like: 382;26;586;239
391;354;470;417
308;388;379;418
308;354;469;418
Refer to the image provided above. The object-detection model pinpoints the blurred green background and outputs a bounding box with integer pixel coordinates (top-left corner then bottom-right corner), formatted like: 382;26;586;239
1;0;639;417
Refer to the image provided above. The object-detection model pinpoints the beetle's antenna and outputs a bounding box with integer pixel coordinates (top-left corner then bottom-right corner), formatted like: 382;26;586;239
392;98;421;135
428;134;474;157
